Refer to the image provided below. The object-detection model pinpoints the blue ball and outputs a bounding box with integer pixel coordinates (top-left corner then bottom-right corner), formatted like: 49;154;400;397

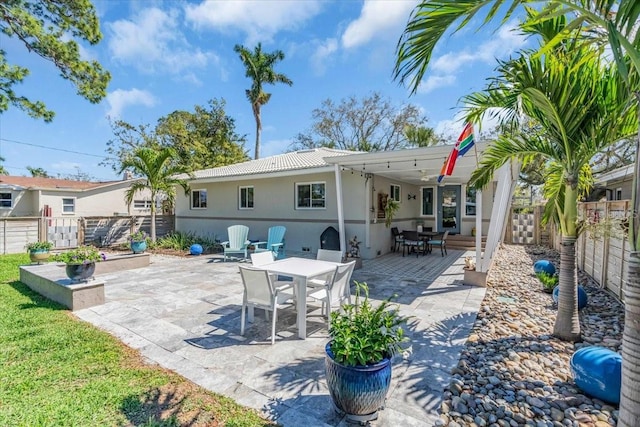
190;244;203;256
571;346;621;404
553;285;588;310
534;260;556;275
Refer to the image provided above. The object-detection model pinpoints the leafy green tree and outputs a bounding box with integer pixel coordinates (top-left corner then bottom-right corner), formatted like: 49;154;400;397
394;1;640;422
289;92;433;152
0;156;7;175
0;0;110;121
104;99;247;173
118;147;190;242
26;166;50;177
234;43;292;159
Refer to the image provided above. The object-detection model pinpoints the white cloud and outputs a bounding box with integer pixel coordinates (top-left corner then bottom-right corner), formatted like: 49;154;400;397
107;7;214;75
418;75;456;94
105;88;156;118
184;1;323;44
435;108;505;141
432;22;526;75
310;38;338;75
51;161;83;171
342;0;417;49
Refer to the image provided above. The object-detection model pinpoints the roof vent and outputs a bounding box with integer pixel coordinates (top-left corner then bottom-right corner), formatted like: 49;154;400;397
296;149;317;154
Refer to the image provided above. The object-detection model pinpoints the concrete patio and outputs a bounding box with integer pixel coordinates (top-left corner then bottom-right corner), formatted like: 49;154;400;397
74;250;486;426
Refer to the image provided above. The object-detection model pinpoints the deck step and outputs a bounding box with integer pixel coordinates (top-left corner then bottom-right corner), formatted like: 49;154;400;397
445;234;486;250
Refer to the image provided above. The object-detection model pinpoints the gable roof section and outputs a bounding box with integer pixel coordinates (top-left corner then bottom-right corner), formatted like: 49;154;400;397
0;176;132;192
189;147;357;181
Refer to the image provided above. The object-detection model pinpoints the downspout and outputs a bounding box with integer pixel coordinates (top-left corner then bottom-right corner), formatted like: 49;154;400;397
334;164;346;254
365;173;371;249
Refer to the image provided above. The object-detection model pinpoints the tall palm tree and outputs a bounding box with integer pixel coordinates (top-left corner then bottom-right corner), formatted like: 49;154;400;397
234;43;293;159
118;147;190;242
394;2;640;423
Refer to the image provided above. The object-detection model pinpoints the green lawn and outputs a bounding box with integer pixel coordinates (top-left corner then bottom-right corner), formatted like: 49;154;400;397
0;254;273;426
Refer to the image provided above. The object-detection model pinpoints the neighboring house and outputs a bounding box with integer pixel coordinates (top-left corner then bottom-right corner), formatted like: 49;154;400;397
591;165;633;201
175;145;516;264
0;175;155;218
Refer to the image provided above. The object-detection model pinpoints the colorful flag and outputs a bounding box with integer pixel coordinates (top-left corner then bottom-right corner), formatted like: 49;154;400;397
437;123;475;183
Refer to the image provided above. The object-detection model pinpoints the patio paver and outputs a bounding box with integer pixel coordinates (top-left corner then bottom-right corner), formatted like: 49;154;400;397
75;249;484;426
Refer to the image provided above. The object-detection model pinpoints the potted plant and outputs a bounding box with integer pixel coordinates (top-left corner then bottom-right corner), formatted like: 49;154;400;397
536;271;559;294
129;230;147;254
52;246;106;283
384;198;400;228
325;281;408;423
26;241;54;264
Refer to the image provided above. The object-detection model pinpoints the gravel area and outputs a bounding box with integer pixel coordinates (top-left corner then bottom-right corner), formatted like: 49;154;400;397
437;244;624;427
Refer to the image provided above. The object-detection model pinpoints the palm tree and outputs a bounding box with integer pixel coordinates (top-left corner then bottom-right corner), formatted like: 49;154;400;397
394;2;640;423
234;43;293;159
118;147;190;242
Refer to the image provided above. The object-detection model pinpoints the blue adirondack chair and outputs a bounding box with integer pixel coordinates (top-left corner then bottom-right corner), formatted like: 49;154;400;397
254;226;286;259
221;225;250;262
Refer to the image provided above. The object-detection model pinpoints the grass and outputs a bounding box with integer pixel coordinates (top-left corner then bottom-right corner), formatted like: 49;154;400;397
0;254;274;426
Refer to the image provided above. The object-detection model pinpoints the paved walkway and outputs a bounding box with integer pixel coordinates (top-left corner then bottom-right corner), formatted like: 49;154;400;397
75;250;485;426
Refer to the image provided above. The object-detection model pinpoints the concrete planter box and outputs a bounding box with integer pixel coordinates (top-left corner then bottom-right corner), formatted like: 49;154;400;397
463;269;487;287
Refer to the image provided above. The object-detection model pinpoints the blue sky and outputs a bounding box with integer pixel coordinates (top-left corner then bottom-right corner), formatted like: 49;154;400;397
0;0;528;181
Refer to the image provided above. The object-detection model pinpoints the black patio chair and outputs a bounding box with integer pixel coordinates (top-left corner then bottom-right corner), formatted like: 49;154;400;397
402;230;426;257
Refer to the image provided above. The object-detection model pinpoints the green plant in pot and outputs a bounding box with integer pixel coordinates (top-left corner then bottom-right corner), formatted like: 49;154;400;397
325;281;408;423
384;199;400;228
26;241;54;264
536;271;558;294
52;246;106;283
129;230;148;254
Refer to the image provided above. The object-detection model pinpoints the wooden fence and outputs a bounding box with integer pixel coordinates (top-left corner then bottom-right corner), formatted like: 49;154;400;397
504;205;557;247
0;215;174;254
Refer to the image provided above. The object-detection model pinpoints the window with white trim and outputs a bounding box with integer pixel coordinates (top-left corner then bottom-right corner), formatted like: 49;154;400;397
616;188;623;201
296;182;325;209
133;200;154;209
62;198;75;214
421;187;434;216
191;189;207;209
466;187;477;216
0;192;12;208
239;186;254;209
390;184;401;202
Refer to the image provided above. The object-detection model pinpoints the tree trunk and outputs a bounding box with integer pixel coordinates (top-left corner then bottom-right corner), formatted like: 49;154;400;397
150;203;157;243
619;252;640;426
553;235;581;342
253;104;261;159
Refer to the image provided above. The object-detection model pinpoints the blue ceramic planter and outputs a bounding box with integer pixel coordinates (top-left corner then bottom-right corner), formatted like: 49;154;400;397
571;346;621;404
325;342;391;420
533;260;556;275
131;240;147;254
553;285;588;310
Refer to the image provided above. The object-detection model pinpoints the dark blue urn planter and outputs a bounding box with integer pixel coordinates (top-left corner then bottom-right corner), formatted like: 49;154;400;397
571;346;622;404
325;342;391;422
65;262;96;283
533;260;556;275
130;240;147;254
553;285;588;310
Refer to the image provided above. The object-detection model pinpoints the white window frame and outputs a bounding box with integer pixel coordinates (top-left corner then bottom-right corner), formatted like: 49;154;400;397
239;186;254;210
191;189;207;209
390;184;401;202
133;199;154;210
62;197;76;214
421;187;435;216
616;187;623;201
295;181;326;209
0;192;12;209
465;186;477;216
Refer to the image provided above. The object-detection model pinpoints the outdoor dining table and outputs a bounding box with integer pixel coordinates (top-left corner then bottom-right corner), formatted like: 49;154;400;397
419;231;440;254
261;257;340;339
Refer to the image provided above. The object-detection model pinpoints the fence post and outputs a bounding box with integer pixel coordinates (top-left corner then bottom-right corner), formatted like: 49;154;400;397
78;218;85;247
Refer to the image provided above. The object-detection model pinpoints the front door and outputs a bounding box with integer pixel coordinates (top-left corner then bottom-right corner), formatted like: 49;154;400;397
438;186;461;234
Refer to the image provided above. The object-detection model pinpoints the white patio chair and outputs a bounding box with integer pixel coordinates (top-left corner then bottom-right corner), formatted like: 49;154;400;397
239;265;295;345
308;249;344;289
250;252;296;293
254;226;286;259
307;261;356;329
221;225;250;262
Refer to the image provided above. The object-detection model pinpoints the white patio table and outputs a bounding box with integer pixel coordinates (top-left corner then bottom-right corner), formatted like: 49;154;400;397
262;257;340;339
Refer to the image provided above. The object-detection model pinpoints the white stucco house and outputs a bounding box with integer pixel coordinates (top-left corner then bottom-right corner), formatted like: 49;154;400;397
175;144;518;271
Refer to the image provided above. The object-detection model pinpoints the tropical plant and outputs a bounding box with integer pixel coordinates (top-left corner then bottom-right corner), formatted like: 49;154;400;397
129;230;147;242
328;281;407;367
119;147;191;242
395;3;640;422
25;241;53;252
52;246;106;264
384;199;400;228
234;43;293;159
536;271;559;292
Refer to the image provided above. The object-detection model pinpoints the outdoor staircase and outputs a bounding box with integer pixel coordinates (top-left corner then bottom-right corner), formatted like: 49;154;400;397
446;234;486;251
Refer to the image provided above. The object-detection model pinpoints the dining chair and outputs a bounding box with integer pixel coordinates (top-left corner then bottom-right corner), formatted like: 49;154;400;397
250;252;295;292
402;230;426;258
221;225;250;262
391;227;404;252
429;230;450;257
317;249;343;263
307;261;356;329
238;265;295;344
254;226;286;259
